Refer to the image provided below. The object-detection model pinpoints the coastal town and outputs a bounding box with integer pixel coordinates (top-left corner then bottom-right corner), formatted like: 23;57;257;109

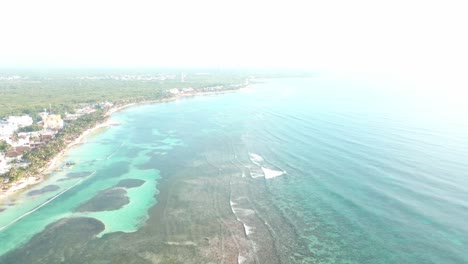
0;102;109;189
0;79;249;196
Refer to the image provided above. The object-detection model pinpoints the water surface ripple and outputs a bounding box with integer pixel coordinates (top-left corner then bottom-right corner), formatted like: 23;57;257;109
1;77;467;263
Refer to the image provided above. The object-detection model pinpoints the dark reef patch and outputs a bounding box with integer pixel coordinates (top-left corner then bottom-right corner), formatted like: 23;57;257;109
67;172;93;178
76;188;129;212
58;171;94;181
0;217;105;264
114;179;145;189
27;185;60;196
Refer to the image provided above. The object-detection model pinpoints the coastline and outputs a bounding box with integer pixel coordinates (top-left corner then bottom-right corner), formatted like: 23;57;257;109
106;88;244;116
0;87;244;201
0;120;112;200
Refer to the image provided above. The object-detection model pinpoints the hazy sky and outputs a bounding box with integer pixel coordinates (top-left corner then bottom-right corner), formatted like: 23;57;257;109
0;0;467;78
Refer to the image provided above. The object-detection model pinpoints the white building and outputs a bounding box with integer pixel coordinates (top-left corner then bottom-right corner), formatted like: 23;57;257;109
0;122;17;141
18;131;41;139
41;113;64;130
0;154;10;175
75;106;95;116
101;101;114;108
7;135;30;147
168;88;180;95
7;115;33;128
182;87;194;93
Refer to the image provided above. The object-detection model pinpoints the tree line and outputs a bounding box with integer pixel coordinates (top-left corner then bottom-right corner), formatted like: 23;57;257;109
0;111;105;186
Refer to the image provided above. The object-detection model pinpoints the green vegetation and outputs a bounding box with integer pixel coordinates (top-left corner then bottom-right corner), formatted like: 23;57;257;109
16;124;43;133
0;141;10;153
0;70;257;187
1;111;105;185
0;72;247;117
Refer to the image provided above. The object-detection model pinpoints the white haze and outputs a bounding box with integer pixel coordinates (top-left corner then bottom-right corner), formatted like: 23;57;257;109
0;0;467;92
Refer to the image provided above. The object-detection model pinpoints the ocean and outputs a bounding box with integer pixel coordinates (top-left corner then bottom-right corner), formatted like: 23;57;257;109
1;77;467;263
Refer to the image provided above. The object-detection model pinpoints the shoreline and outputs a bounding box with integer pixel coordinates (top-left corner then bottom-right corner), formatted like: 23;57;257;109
0;120;112;201
0;87;244;201
106;88;244;116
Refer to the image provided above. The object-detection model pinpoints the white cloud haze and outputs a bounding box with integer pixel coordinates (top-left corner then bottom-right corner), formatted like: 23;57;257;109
0;0;467;84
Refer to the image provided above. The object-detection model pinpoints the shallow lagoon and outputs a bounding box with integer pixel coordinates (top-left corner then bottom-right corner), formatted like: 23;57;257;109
1;77;468;263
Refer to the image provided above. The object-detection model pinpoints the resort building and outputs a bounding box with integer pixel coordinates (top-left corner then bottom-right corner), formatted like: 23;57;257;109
5;149;23;161
168;88;180;95
0;122;16;141
182;87;194;93
101;101;114;108
75;106;96;116
64;112;79;121
0;154;10;174
6;115;33;128
6;135;30;148
41;114;64;130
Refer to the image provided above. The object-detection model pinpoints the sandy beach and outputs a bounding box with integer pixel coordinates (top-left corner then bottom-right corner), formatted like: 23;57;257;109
0;87;244;201
106;88;244;116
0;120;112;200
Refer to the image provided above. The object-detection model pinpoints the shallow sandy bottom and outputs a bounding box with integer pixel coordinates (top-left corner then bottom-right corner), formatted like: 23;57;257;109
0;145;297;263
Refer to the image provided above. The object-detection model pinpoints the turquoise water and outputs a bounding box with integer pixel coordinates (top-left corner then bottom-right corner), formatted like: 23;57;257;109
1;77;468;263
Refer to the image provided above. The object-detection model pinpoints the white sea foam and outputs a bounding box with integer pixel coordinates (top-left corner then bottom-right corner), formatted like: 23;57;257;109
238;255;247;264
165;241;197;246
261;167;286;179
250;172;264;178
230;200;237;207
243;223;254;236
236;208;256;217
230;200;241;221
106;141;125;160
249;153;264;165
230;200;237;213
